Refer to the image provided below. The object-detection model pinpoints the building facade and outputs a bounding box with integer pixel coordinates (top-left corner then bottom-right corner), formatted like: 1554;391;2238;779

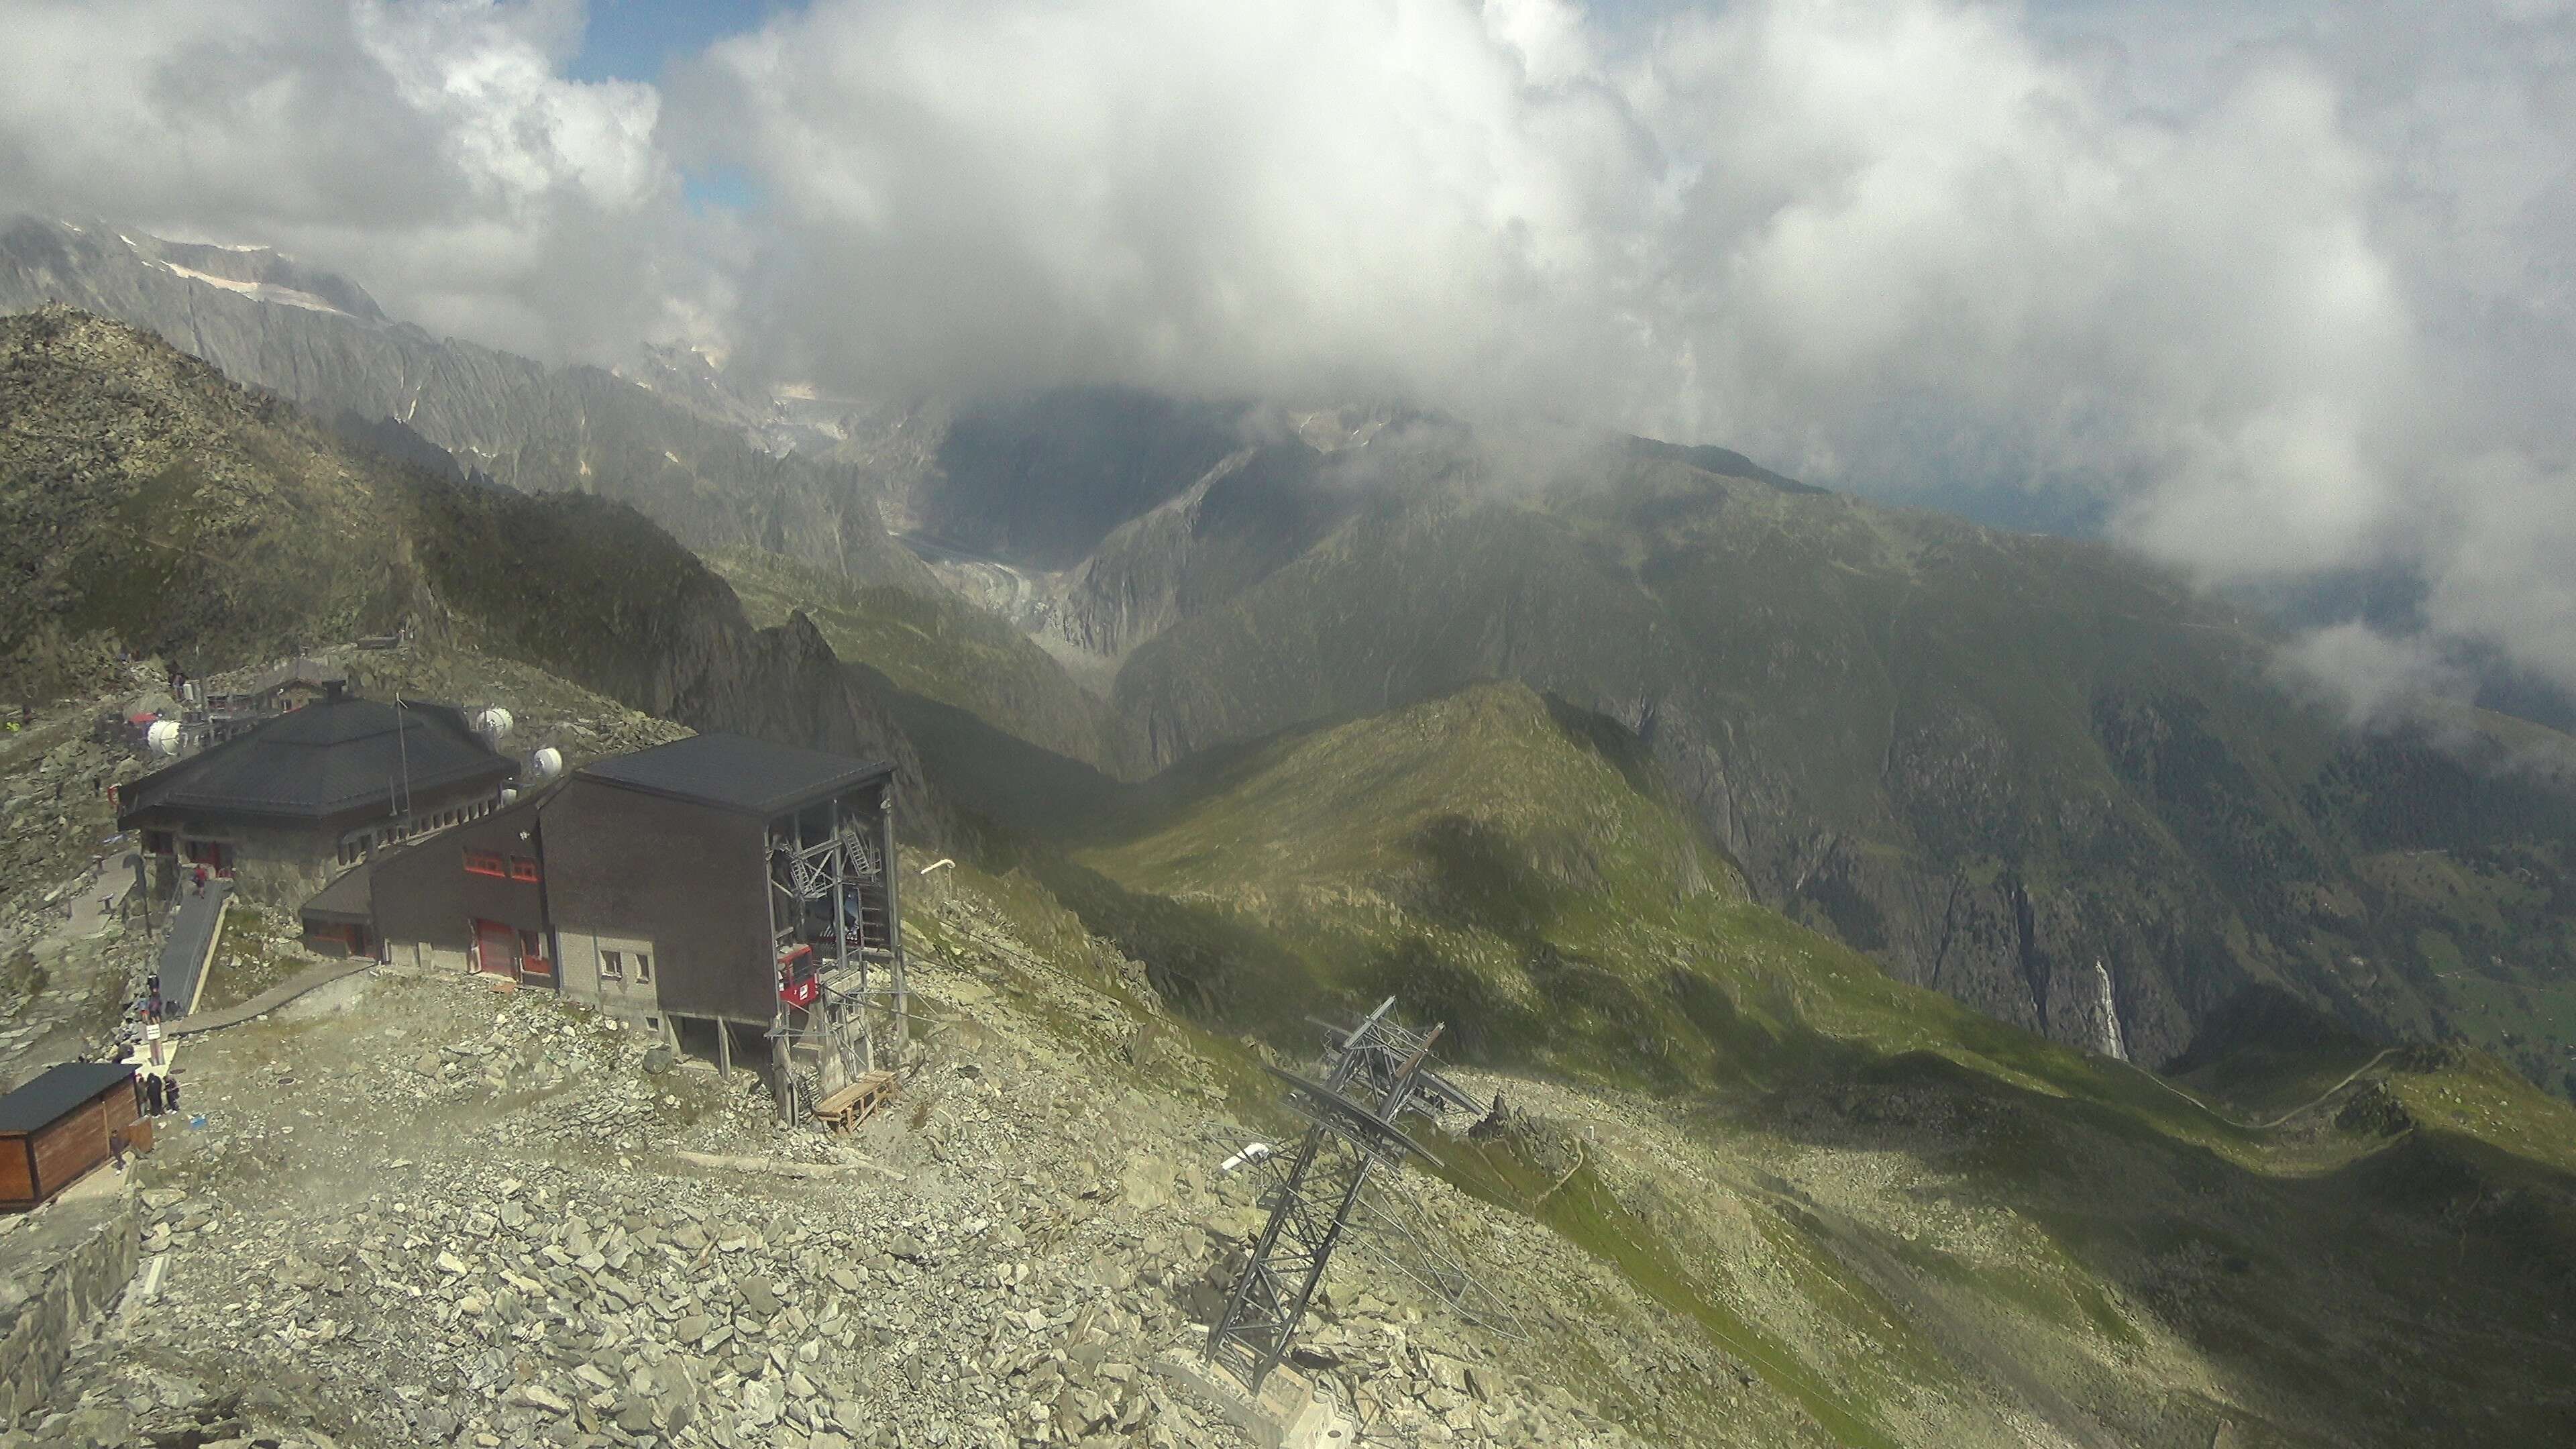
0;1063;142;1212
325;733;905;1116
119;694;516;902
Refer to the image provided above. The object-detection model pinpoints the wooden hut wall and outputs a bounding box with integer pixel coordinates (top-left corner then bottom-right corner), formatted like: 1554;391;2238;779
372;798;551;959
539;779;770;1022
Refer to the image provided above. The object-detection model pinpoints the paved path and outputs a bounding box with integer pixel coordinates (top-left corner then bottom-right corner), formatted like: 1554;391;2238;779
62;857;131;939
167;958;378;1037
155;881;232;1020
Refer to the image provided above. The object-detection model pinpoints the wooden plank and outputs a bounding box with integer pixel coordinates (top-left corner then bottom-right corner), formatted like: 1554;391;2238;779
675;1149;906;1182
812;1070;896;1132
0;1134;34;1207
100;1078;138;1134
30;1100;107;1200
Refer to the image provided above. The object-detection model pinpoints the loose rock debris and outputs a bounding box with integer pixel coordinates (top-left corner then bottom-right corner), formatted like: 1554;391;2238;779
3;890;1674;1448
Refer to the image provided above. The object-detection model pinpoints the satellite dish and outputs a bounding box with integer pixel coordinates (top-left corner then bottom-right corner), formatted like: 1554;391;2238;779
145;719;182;756
529;747;564;780
474;707;514;743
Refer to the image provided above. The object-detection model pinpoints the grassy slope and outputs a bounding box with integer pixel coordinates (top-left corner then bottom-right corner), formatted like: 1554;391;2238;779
1044;680;2576;1447
1098;449;2576;1077
710;546;1112;769
1;308;419;696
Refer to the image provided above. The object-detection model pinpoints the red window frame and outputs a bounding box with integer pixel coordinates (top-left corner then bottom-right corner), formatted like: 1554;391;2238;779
509;855;541;883
464;849;508;878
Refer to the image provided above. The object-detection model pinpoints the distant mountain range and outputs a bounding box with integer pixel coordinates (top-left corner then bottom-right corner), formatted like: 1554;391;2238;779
0;215;932;593
8;215;2573;1091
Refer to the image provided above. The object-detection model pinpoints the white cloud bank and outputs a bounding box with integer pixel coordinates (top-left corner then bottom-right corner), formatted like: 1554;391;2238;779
1;0;2571;713
0;0;697;357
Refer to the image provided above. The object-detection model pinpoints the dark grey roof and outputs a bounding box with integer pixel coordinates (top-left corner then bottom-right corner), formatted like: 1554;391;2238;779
0;1061;133;1133
576;733;890;817
119;698;514;825
301;864;374;924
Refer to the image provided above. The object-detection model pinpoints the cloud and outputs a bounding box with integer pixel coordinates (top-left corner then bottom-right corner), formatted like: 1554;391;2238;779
0;0;696;358
1;0;2570;713
674;0;1662;408
2274;621;2471;727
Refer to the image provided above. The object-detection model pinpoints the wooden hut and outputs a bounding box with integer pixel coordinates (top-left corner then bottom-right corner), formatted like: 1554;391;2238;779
0;1063;140;1211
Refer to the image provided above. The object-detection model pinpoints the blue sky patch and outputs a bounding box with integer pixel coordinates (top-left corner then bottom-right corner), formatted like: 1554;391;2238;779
568;0;785;85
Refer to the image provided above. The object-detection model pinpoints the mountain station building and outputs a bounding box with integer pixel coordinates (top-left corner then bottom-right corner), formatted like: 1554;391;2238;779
115;694;517;900
302;733;907;1117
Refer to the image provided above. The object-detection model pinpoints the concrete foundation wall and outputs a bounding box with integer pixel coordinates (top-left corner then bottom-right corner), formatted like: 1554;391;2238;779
557;930;663;1022
0;1190;138;1428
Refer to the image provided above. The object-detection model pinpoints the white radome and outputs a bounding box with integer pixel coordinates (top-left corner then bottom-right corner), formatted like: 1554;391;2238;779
530;747;564;780
474;706;514;741
145;719;182;755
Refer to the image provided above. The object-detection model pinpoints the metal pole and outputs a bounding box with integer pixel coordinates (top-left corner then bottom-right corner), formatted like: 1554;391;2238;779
776;811;802;1122
879;786;905;1053
394;696;411;817
832;796;854;1072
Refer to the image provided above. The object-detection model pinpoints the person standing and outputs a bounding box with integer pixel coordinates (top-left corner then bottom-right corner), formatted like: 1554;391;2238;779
147;1073;166;1116
163;1073;180;1116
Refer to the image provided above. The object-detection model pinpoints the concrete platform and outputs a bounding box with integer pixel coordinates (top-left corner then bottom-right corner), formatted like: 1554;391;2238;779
1153;1348;1361;1448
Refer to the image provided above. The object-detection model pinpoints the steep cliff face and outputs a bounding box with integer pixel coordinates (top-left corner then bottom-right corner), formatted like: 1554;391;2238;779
1047;441;1360;661
0;217;933;594
883;388;1252;569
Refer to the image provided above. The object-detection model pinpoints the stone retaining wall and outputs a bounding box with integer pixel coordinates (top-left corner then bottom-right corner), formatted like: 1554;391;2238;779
0;1188;139;1428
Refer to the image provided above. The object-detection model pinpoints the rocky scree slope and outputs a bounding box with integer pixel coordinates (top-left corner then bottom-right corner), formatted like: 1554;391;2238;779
15;871;1735;1449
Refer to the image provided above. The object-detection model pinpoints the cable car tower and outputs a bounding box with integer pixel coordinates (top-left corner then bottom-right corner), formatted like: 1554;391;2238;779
1205;996;1491;1395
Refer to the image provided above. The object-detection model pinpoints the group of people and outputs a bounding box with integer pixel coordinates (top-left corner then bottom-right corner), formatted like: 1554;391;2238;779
139;1069;179;1117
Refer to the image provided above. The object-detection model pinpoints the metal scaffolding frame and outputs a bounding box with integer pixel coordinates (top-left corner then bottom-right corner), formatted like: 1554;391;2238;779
763;786;906;1120
1205;996;1481;1394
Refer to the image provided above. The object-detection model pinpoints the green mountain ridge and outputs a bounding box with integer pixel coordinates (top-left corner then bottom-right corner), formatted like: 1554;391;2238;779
706;414;2576;1093
968;423;2576;1081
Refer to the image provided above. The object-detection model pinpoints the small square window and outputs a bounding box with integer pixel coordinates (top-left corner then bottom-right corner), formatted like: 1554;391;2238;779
602;950;623;980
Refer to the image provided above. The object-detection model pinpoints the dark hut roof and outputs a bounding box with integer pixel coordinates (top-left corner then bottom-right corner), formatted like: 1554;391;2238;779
0;1061;133;1133
576;733;889;817
300;863;374;926
118;698;514;825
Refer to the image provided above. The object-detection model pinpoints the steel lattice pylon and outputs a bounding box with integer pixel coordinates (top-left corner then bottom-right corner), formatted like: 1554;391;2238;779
1205;997;1468;1394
